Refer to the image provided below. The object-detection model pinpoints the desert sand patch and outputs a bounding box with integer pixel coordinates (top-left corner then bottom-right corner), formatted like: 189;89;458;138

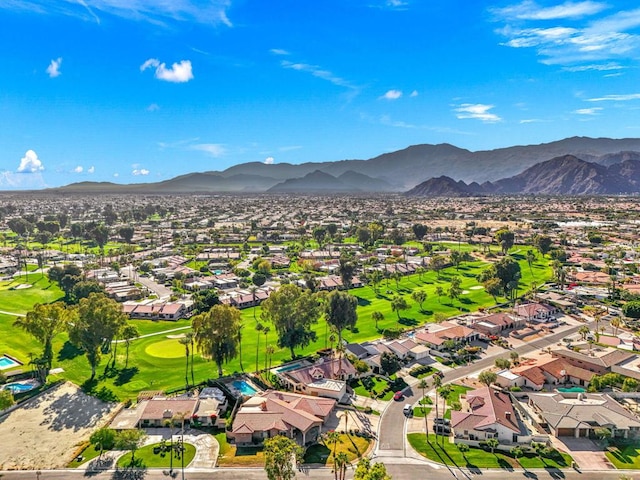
0;382;118;469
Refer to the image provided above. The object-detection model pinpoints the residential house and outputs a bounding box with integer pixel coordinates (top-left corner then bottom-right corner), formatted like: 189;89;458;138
415;322;478;352
277;357;356;400
470;313;525;336
527;392;640;438
229;390;336;446
551;347;635;376
451;387;527;444
514;302;559;325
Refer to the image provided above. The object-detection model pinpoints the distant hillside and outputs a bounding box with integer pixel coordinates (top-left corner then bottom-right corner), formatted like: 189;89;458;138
50;137;640;194
407;155;640;196
267;170;358;193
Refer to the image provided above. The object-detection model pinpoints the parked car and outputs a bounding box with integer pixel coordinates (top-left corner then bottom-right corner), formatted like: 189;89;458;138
433;424;451;434
434;417;451;426
403;404;413;417
393;391;404;401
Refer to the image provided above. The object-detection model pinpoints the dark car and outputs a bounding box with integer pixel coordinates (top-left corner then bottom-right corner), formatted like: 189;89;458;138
434;417;451;426
433;424;451;434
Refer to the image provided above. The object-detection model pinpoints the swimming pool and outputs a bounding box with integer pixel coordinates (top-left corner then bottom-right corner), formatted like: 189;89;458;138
557;387;586;393
0;355;21;370
231;380;258;396
274;361;307;374
2;380;39;394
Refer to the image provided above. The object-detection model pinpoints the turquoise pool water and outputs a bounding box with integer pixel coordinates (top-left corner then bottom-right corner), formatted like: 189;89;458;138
0;355;20;370
3;381;37;394
558;387;586;393
231;380;258;396
274;361;306;373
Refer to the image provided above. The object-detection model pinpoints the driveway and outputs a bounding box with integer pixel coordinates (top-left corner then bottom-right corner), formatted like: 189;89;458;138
79;428;220;471
552;436;613;470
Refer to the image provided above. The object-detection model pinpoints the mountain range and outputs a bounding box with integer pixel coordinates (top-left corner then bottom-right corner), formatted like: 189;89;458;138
49;136;640;195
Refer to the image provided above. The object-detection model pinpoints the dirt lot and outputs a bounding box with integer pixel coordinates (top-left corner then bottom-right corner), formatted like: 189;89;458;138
0;382;118;469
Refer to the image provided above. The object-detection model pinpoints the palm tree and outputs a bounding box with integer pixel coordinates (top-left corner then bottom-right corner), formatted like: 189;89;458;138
324;430;340;461
179;335;190;387
578;325;590;340
526;249;536;278
263;326;270;367
432;373;442;425
418;378;429;442
188;331;195;385
438;385;452;445
164;417;176;474
237;321;244;372
266;345;275;375
121;324;139;369
334;452;349;480
255;322;264;375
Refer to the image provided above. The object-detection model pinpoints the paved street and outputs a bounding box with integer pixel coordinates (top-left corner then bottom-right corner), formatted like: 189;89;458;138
376;320;593;459
1;464;637;480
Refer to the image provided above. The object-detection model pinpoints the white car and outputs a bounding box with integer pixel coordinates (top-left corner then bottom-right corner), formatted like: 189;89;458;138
403;404;413;417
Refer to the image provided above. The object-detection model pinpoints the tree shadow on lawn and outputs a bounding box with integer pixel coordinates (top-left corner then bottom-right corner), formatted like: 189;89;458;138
398;317;419;327
57;340;83;361
498;457;514;471
608;446;632;464
112;460;147;480
114;367;139;386
356;297;371;307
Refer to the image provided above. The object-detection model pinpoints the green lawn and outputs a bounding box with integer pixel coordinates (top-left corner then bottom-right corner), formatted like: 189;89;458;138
606;443;640;469
0;247;552;400
67;443;102;468
408;433;572;469
303;433;370;464
116;442;196;468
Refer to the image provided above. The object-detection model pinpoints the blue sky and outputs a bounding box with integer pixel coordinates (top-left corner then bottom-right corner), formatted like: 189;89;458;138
2;0;640;188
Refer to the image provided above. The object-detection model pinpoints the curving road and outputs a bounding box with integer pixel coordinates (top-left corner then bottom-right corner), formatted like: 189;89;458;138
376;321;593;460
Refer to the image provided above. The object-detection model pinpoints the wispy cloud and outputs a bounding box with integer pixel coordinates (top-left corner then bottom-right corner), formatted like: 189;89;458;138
190;143;227;157
454;104;502;123
381;89;402;100
46;57;62;78
0;0;233;27
493;1;607;21
563;62;625;71
278;145;302;152
141;58;193;83
280;60;359;92
132;167;150;176
574;107;602;114
369;0;409;10
269;48;290;56
587;93;640;102
410;90;418;97
375;114;472;135
519;118;545;123
493;3;640;67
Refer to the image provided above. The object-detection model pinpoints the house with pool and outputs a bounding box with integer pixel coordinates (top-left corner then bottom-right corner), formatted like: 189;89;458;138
275;357;357;401
229;390;337;446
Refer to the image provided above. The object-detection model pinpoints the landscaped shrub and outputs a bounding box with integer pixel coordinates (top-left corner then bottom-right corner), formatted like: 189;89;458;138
409;365;434;378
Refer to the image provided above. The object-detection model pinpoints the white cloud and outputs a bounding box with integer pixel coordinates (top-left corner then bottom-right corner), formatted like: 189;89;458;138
264;156;274;165
88;166;95;174
141;58;193;83
588;93;640;101
269;49;290;56
494;1;607;20
381;89;402;100
17;150;44;173
563;62;625;71
280;60;358;92
410;90;418;97
454;104;502;122
147;103;160;111
1;0;233;27
46;57;62;78
278;145;302;152
493;4;640;67
113;172;119;177
519;118;544;123
132;168;150;176
574;107;602;114
74;165;83;173
191;143;226;157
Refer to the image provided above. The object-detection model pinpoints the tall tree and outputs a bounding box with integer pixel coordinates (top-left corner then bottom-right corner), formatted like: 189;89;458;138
411;289;427;312
261;284;321;359
390;295;409;322
324;290;358;346
255;322;264;375
478;370;497;387
495;228;515;255
353;458;392;480
430;255;447;279
412;223;428;241
371;311;384;331
448;276;463;306
337;256;356;291
418;378;429;442
179;334;191;386
14;302;70;371
263;435;304;480
68;293;127;380
115;429;146;465
192;304;242;377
